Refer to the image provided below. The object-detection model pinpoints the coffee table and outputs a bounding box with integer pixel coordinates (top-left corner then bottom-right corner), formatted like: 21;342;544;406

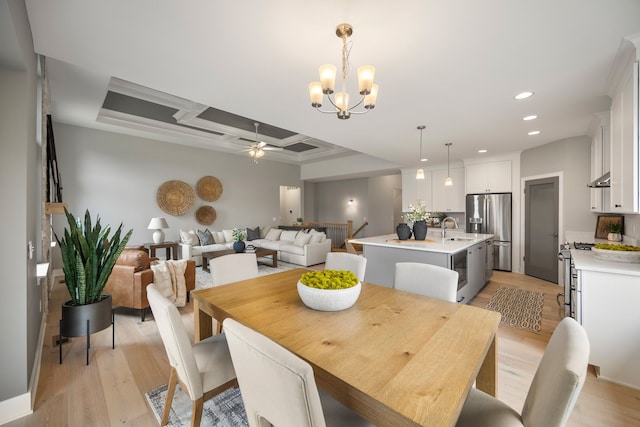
201;247;278;272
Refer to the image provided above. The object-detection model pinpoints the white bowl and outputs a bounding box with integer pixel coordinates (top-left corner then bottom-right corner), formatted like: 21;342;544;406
297;280;361;311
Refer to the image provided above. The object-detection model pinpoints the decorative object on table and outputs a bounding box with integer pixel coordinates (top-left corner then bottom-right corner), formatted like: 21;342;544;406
396;223;412;240
485;286;543;333
54;208;132;364
297;269;361;311
196;175;223;202
594;214;623;240
295;217;303;225
147;217;169;243
157;180;195;216
592;243;640;263
308;23;379;120
232;228;246;253
606;223;623;242
195;206;217;225
405;201;430;240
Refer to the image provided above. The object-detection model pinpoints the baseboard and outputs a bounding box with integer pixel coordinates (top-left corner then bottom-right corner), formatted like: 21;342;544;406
0;392;32;425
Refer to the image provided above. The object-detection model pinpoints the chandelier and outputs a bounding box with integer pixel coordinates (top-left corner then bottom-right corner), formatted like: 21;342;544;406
308;23;379;120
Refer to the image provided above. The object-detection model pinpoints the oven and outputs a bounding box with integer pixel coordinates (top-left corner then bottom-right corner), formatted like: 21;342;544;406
557;242;593;319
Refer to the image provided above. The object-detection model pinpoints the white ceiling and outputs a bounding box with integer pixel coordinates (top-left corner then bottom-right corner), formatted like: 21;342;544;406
23;0;640;171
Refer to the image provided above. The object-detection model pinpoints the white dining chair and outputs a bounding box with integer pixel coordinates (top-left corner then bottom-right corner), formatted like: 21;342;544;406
223;318;373;427
456;317;590;427
393;262;458;302
324;252;367;281
146;284;237;427
210;253;259;286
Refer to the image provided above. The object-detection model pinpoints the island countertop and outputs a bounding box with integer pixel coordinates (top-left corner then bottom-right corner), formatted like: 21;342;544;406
351;231;494;255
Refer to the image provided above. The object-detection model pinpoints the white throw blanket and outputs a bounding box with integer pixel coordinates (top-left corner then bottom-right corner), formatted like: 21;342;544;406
150;260;187;307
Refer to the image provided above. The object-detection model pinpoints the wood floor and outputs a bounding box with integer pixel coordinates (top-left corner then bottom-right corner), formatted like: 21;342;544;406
7;270;640;426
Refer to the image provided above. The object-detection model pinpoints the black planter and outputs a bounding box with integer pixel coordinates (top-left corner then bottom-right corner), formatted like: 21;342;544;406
60;294;114;365
233;241;246;253
413;221;428;240
396;223;412;240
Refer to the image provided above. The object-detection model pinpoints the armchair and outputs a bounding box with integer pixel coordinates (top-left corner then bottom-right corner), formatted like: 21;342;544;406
104;247;195;321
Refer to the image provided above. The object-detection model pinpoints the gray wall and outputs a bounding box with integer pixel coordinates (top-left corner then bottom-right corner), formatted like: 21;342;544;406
521;136;594;236
51;123;303;247
0;0;40;404
312;174;401;238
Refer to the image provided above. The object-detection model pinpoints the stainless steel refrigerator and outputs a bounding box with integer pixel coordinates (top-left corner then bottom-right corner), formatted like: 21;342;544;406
466;193;512;271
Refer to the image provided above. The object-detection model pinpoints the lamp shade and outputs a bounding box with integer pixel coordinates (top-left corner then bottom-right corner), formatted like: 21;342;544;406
147;217;169;230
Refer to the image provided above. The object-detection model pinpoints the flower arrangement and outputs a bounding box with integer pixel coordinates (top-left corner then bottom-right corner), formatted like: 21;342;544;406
232;228;245;242
404;201;431;223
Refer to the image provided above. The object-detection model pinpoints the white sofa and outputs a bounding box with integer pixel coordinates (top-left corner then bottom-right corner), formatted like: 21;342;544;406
179;227;332;267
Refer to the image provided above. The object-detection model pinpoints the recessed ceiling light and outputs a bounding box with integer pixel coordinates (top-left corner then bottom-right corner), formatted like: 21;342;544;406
420;158;428;162
523;115;538;121
528;130;541;135
515;91;534;100
478;149;488;153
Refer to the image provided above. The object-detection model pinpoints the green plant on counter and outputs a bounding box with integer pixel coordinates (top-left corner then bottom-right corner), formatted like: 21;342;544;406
55;209;132;305
594;243;640;251
300;269;359;289
607;223;622;233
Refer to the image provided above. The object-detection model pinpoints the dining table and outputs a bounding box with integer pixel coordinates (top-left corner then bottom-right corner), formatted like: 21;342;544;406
192;268;501;427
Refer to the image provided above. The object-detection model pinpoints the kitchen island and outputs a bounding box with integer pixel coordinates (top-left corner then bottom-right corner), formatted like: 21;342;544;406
351;231;494;304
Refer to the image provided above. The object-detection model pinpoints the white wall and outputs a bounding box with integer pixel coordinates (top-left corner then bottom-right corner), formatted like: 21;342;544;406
51;123;303;247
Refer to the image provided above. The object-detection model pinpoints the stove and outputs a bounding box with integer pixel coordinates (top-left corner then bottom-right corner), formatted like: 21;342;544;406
573;242;595;250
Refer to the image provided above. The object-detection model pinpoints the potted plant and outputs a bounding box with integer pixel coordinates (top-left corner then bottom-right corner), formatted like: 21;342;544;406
296;217;304;225
405;201;431;240
55;209;132;361
607;223;623;242
297;270;361;311
232;228;246;252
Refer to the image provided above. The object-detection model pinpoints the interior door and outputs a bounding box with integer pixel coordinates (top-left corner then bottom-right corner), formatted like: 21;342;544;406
524;177;559;283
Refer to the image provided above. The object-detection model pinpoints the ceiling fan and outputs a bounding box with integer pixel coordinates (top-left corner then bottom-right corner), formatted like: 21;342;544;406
245;122;283;163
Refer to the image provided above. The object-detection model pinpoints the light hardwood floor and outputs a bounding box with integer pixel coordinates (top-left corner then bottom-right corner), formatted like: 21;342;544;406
7;270;640;426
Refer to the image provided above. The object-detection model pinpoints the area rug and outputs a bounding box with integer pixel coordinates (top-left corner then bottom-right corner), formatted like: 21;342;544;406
145;384;248;427
485;286;544;333
196;258;299;290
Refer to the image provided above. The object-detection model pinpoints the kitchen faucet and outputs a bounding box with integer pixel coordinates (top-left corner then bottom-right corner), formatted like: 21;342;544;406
441;216;459;238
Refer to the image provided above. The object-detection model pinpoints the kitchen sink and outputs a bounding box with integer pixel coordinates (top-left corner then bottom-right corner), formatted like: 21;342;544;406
446;237;474;241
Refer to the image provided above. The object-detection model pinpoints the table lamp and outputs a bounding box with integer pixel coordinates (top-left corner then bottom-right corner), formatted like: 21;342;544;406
147;217;169;243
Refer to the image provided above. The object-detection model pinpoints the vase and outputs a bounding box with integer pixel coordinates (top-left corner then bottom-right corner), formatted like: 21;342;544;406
607;232;622;242
413;220;428;240
396;223;412;240
233;241;246;253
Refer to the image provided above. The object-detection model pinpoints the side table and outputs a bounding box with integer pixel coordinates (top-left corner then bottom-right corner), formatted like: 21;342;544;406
144;241;179;260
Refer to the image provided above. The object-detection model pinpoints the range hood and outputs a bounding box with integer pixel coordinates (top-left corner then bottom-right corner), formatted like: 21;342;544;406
587;171;610;188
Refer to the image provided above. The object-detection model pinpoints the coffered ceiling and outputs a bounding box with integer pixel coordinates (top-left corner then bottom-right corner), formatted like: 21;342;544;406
23;1;640;171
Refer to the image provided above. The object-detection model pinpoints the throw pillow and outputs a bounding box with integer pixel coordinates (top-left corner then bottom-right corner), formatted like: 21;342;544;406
179;229;199;245
309;231;327;244
196;229;214;246
261;225;272;238
213;231;225;244
293;232;312;247
246;227;261;241
265;228;283;241
280;230;299;242
222;229;234;243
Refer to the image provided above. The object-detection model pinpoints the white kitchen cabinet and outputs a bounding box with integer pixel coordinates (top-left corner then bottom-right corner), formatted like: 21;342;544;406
578;269;640;389
432;168;465;212
589;113;610;212
465;160;512;194
401;168;432;212
609;61;639;213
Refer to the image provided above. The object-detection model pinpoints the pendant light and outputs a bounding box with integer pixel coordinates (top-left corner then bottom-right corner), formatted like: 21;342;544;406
416;125;426;180
444;142;453;186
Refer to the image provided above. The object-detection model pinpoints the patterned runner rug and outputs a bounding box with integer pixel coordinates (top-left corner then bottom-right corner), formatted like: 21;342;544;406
485;286;544;333
146;385;248;427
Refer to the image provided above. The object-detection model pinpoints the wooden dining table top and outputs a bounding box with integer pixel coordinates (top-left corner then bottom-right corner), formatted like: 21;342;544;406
192;268;501;427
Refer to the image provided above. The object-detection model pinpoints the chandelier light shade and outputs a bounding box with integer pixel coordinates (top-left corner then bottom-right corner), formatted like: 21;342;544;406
444;142;453;186
416;125;426;180
309;23;379;120
147;217;169;243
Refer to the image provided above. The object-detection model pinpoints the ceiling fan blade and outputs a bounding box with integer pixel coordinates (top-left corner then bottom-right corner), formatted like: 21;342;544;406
263;146;284;151
257;141;267;148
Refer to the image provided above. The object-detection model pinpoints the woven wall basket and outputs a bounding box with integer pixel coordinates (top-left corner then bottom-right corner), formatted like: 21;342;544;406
196;206;217;225
196;176;223;202
156;180;195;216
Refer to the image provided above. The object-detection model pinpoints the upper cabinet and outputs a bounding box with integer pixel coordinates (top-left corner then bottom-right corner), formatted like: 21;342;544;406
401;168;433;212
432;168;465;212
590;112;610;212
465;160;512;194
608;37;639;213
